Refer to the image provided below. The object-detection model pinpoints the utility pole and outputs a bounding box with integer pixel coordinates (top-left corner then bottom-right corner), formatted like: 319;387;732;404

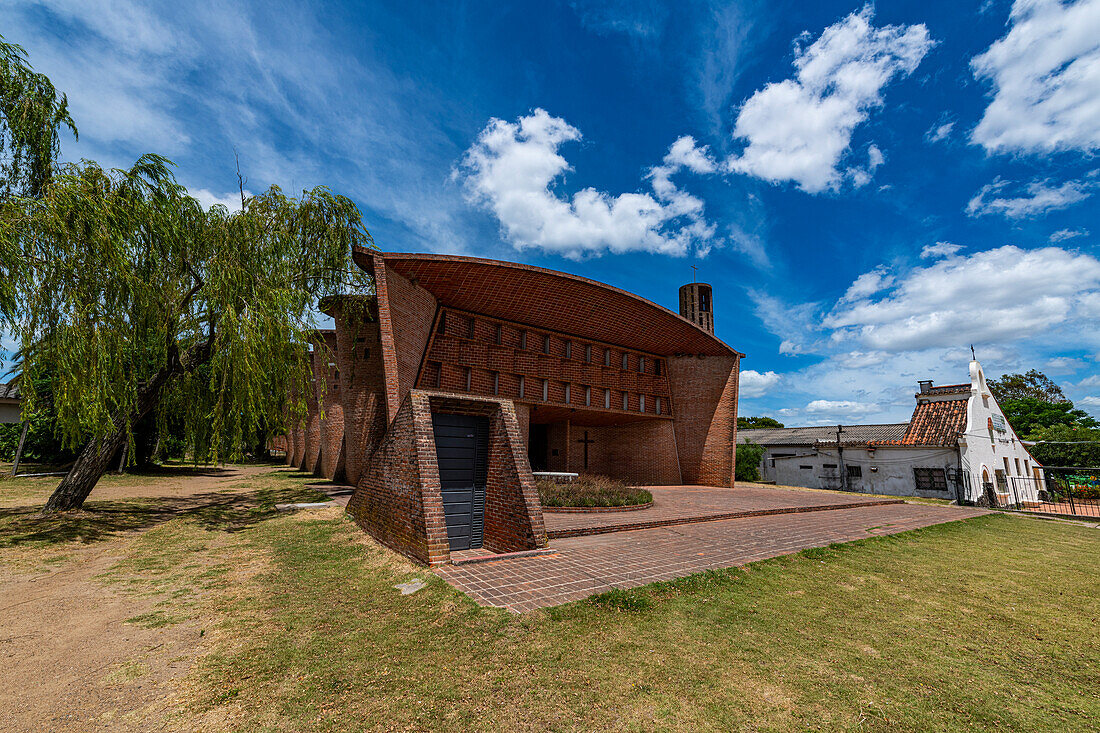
836;424;848;492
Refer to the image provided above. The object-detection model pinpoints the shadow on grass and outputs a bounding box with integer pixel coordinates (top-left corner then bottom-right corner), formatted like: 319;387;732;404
0;485;327;550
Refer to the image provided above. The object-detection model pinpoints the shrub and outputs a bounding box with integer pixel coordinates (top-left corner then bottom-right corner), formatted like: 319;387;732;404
735;441;765;482
536;473;652;507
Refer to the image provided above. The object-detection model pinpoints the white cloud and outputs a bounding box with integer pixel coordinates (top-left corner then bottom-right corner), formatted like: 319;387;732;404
920;241;963;259
1050;228;1089;242
727;6;933;193
805;399;877;416
190;188;252;212
966;177;1093;218
457;110;717;258
840;267;894;302
925;119;955;143
728;224;771;270
739;369;781;398
971;0;1100;154
1079;395;1100;406
824;245;1100;352
1078;374;1100;387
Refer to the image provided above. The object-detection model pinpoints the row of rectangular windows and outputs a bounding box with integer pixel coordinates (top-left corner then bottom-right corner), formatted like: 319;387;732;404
431;363;664;415
438;312;663;376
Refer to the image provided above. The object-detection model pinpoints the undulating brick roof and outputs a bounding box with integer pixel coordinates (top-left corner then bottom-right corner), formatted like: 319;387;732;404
353;248;741;357
879;398;969;447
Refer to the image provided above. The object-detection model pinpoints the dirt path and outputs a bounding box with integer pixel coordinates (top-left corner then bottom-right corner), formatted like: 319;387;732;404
0;464;289;732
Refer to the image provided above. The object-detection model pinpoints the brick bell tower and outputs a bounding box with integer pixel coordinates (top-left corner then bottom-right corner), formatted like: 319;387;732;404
679;281;714;334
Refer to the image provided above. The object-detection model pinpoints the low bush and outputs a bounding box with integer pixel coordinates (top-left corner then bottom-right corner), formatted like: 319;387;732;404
536;473;652;508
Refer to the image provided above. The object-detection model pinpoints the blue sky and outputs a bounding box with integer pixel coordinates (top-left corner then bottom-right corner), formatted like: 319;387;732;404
4;0;1100;424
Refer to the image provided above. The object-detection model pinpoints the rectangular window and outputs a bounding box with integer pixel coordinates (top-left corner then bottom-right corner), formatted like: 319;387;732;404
1004;457;1012;475
655;360;662;376
622;391;628;410
655;397;662;415
430;361;441;389
494;324;502;345
800;465;813;470
622;353;629;369
585;344;592;362
543;334;551;354
438;312;446;335
847;465;862;478
639;394;646;412
604;348;611;367
604;389;611;409
638;356;646;373
467;317;476;339
519;331;527;350
584;386;592;406
564;383;571;403
464;367;472;391
1014;457;1021;474
492;371;499;395
914;467;948;492
542;379;549;401
565;341;572;359
1024;459;1030;476
518;375;525;399
700;289;710;312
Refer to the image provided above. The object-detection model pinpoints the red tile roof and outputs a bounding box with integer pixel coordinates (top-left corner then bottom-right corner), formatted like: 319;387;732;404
876;398;969;447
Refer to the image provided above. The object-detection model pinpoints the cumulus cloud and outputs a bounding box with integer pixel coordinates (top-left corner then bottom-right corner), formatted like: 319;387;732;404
920;241;963;259
727;6;933;193
971;0;1100;154
804;399;877;416
739;369;781;398
824;245;1100;352
840;267;894;302
1050;228;1090;242
457;110;717;258
966;177;1093;218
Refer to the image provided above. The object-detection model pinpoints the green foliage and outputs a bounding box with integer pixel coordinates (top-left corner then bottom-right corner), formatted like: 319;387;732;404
999;397;1099;437
737;415;784;430
0;34;77;199
536;474;652;507
988;369;1067;404
735;440;765;482
0;410;76;465
1;155;374;466
1028;424;1100;468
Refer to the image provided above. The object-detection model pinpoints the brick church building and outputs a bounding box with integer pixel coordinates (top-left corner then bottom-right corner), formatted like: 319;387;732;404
284;249;742;564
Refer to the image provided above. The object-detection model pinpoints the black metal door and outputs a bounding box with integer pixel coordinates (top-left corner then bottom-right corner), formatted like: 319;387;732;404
431;413;488;551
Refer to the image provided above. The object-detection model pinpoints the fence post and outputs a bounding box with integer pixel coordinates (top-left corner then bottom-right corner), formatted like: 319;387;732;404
1064;470;1077;516
1011;478;1020;511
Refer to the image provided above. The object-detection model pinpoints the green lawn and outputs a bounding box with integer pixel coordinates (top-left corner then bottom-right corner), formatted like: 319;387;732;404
3;468;1098;731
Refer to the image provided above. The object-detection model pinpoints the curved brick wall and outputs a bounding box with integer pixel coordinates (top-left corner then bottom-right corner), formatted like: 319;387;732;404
314;331;347;482
667;354;740;487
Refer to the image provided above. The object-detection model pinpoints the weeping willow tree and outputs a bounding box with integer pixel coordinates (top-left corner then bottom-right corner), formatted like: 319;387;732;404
1;155;374;510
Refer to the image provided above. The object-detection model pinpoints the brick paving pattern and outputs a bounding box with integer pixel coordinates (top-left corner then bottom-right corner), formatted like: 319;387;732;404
544;485;902;537
438;503;988;612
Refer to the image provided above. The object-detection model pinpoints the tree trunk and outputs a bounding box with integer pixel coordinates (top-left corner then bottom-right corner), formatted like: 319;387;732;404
43;428;129;510
10;421;30;477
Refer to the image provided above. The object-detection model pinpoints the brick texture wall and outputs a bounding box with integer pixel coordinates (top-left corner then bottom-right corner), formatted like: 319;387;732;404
302;350;323;475
313;331;347;482
374;256;437;423
346;392;448;564
425;392;547;556
329;300;388;486
667;354;740;487
419;308;673;421
565;419;681;485
345;389;546;565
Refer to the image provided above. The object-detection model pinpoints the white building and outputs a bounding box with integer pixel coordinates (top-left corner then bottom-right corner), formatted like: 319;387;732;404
740;359;1040;503
0;383;19;424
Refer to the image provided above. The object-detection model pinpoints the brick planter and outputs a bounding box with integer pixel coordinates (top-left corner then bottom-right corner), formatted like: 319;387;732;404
541;501;655;513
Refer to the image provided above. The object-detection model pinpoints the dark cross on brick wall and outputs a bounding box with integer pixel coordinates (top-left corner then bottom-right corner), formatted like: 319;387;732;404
576;430;594;470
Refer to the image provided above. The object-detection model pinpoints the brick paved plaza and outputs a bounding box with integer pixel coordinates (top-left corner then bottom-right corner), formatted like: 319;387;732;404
439;497;988;612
